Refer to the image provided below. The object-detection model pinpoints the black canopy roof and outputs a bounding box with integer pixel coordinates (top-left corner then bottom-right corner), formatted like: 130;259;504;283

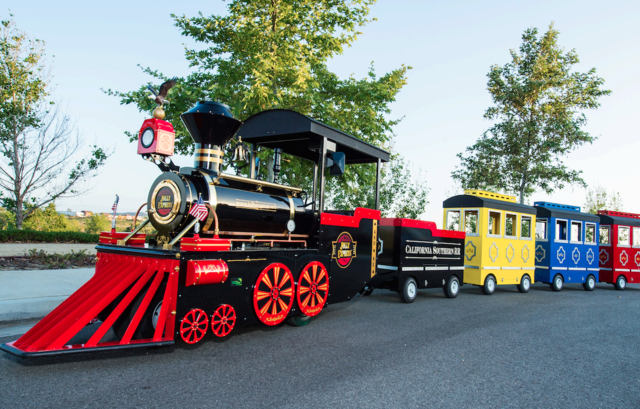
534;206;600;222
443;194;537;215
237;109;390;164
598;214;640;228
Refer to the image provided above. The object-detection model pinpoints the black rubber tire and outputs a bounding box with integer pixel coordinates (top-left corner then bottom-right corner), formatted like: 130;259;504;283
517;274;531;293
583;274;596;291
399;277;418;303
551;274;563;292
286;316;312;327
614;275;627;291
481;275;496;295
443;275;460;299
113;282;167;340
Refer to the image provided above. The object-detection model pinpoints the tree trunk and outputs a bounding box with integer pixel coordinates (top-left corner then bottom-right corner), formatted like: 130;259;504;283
15;196;23;230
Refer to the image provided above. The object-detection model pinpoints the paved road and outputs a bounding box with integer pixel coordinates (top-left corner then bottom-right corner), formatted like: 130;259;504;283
0;243;97;257
1;283;639;408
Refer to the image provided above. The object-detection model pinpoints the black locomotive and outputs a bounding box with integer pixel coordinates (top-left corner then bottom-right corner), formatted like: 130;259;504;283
1;102;390;356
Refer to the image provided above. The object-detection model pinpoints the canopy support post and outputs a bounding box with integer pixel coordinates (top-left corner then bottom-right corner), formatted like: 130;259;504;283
318;137;327;214
375;158;381;210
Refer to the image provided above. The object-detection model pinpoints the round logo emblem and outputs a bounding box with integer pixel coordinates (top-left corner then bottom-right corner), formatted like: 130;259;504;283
331;232;357;268
155;186;175;216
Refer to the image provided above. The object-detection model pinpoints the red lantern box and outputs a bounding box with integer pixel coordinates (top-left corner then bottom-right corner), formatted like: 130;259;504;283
137;118;175;156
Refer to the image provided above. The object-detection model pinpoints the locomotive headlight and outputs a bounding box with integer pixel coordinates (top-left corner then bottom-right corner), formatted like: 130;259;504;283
141;127;155;148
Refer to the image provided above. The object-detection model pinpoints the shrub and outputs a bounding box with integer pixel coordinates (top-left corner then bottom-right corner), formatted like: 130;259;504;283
0;230;99;243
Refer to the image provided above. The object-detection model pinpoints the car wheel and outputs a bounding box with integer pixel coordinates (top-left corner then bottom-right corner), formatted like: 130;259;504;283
551;274;563;292
286;315;312;327
443;275;460;299
481;275;496;295
399;277;418;303
615;275;627;291
517;274;531;293
583;275;596;291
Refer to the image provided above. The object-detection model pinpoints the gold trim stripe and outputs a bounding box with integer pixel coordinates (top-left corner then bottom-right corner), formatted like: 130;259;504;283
196;148;224;155
194;156;223;163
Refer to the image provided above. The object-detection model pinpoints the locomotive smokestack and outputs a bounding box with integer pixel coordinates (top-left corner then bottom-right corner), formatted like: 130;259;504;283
181;101;242;174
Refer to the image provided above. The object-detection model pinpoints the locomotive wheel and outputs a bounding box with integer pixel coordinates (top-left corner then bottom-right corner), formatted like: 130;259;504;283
615;275;627;291
211;304;236;337
180;309;209;344
286;316;312;327
113;281;166;340
481;275;496;295
443;275;460;299
399;277;418;303
583;275;596;291
253;263;295;326
297;261;329;317
551;274;563;292
517;274;531;293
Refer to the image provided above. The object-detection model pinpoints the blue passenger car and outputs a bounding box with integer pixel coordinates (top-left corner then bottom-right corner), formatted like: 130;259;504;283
534;202;600;291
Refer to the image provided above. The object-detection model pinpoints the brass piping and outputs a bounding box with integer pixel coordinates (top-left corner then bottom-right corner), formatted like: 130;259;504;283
216;173;302;193
286;191;294;221
132;203;147;230
118;218;150;245
166;218;199;249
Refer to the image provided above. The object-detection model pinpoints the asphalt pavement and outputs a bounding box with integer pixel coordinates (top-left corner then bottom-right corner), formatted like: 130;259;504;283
1;283;639;408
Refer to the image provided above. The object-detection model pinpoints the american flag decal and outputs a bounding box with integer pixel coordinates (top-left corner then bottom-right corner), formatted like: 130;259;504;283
189;196;208;222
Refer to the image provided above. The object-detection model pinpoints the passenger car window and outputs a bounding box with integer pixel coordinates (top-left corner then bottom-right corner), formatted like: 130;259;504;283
634;227;640;247
447;210;461;231
505;214;517;237
488;211;501;235
464;210;478;234
619;226;630;246
535;220;547;240
571;221;582;242
599;226;610;244
585;223;596;244
556;220;567;241
521;216;532;238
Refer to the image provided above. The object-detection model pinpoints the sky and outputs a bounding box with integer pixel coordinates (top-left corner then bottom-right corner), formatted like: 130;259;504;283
4;0;640;227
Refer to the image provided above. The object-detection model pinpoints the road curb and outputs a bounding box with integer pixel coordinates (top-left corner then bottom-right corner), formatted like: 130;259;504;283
0;296;68;323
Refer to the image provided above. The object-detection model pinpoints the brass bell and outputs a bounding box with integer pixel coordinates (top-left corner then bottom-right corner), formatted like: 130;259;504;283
231;136;247;163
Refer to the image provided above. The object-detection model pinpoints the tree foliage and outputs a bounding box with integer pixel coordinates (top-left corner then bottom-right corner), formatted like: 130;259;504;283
85;213;110;234
452;23;611;204
0;15;109;229
106;0;427;217
583;184;623;215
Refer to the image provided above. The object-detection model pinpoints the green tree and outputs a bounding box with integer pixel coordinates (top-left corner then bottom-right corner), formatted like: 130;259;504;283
22;202;67;231
85;213;110;234
583;184;623;214
106;0;427;217
452;23;611;204
0;15;109;229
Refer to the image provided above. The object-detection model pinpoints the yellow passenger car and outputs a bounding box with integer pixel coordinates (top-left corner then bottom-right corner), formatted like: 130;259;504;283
443;190;536;295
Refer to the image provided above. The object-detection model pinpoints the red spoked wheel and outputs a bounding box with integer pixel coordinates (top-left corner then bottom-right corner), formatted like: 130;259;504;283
253;263;294;326
211;304;236;337
179;309;209;344
297;261;329;317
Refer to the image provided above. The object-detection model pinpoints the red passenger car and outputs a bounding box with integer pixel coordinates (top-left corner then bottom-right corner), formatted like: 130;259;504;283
597;210;640;290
